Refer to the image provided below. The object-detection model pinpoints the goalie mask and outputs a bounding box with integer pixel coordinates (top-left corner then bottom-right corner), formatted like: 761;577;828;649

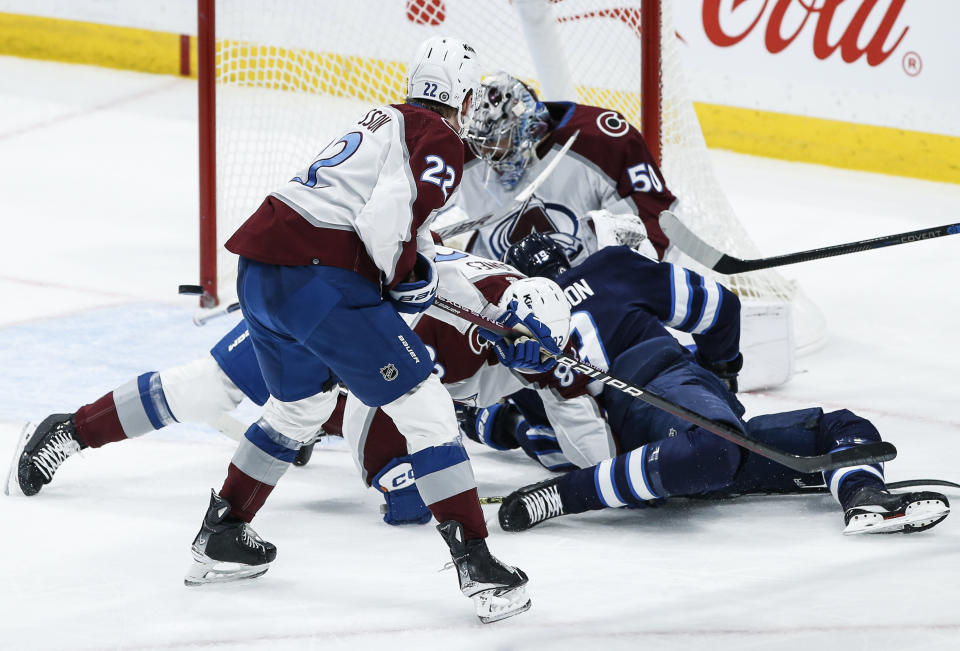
407;36;481;133
499;276;571;351
464;72;550;190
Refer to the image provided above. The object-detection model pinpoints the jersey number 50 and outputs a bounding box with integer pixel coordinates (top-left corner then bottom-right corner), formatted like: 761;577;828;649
627;163;664;193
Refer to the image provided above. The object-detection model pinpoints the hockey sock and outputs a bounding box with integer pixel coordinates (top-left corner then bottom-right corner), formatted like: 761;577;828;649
825;463;886;510
817;410;886;509
74;372;174;448
220;420;300;522
558;432;743;513
408;441;487;539
557;445;663;513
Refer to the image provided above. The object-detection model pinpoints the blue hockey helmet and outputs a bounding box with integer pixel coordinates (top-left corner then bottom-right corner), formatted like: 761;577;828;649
503;233;570;281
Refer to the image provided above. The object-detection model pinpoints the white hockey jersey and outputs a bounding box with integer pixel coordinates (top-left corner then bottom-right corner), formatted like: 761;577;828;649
444;102;676;265
227;104;463;288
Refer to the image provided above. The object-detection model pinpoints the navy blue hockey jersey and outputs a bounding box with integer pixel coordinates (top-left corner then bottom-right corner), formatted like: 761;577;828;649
552;246;740;378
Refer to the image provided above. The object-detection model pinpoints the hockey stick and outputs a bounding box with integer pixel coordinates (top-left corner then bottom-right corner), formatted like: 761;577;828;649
179;284;241;326
659;210;960;274
193;301;241;326
435;130;580;240
478;479;960;505
433;295;896;474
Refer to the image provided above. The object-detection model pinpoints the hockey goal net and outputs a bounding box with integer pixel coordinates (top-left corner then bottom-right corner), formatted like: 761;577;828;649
197;0;826;353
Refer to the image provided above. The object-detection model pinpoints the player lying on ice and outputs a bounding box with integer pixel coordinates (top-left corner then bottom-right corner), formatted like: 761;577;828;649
11;240;949;544
435;77;948;534
457;234;949;536
8;248;579;520
7;36;556;625
286;241;950;538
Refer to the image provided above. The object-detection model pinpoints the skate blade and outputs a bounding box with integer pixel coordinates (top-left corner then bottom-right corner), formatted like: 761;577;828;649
843;500;950;535
473;586;532;624
184;558;270;586
3;422;33;497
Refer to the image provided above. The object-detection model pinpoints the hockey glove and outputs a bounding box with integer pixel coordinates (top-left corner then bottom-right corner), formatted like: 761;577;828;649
456;403;521;451
372;456;432;526
477;299;561;373
514;423;576;472
696;351;743;393
389;253;438;314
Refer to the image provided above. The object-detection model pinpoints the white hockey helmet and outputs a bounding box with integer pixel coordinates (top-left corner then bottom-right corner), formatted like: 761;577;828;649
407;36;481;126
499;276;571;351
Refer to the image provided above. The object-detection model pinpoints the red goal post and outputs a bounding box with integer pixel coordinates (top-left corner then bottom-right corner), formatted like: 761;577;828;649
196;0;825;353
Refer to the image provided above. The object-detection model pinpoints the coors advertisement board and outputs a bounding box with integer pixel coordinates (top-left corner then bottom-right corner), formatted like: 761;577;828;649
673;0;959;136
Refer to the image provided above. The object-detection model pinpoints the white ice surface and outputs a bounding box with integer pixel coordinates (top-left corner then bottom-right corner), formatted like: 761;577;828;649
1;56;959;650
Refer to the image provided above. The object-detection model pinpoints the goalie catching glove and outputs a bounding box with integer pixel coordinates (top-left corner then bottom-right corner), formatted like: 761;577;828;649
477;277;570;374
389;253;438;314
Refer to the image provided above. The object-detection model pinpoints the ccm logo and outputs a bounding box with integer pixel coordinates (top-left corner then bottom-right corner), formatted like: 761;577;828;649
378;462;416;491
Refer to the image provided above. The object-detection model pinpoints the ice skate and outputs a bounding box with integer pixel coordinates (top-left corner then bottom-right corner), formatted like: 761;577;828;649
185;490;277;585
6;414;84;497
843;487;949;535
498;477;566;532
292;441;314;467
437;520;531;623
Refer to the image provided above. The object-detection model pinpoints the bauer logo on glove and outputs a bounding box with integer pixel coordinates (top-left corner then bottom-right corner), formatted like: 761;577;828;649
389;253;439;314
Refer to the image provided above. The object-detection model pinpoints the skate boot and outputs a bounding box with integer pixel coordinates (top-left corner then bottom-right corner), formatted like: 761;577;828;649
843;486;949;535
184;490;277;585
437;520;531;623
498;477;566;532
7;414;85;496
293;441;314;467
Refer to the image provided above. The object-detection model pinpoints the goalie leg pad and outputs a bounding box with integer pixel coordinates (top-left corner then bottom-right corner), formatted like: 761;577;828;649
372;456;432;525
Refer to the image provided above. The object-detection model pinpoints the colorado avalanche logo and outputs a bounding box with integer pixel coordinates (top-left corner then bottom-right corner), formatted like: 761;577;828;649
487;197;584;262
596;111;630;138
467;325;490;356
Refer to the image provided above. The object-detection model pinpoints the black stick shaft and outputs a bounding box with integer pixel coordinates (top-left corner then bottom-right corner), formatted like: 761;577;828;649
715;222;960;274
433;296;896;473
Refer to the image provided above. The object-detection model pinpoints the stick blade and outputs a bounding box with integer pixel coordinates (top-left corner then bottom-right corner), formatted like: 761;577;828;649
822;442;897;472
658;211;725;270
